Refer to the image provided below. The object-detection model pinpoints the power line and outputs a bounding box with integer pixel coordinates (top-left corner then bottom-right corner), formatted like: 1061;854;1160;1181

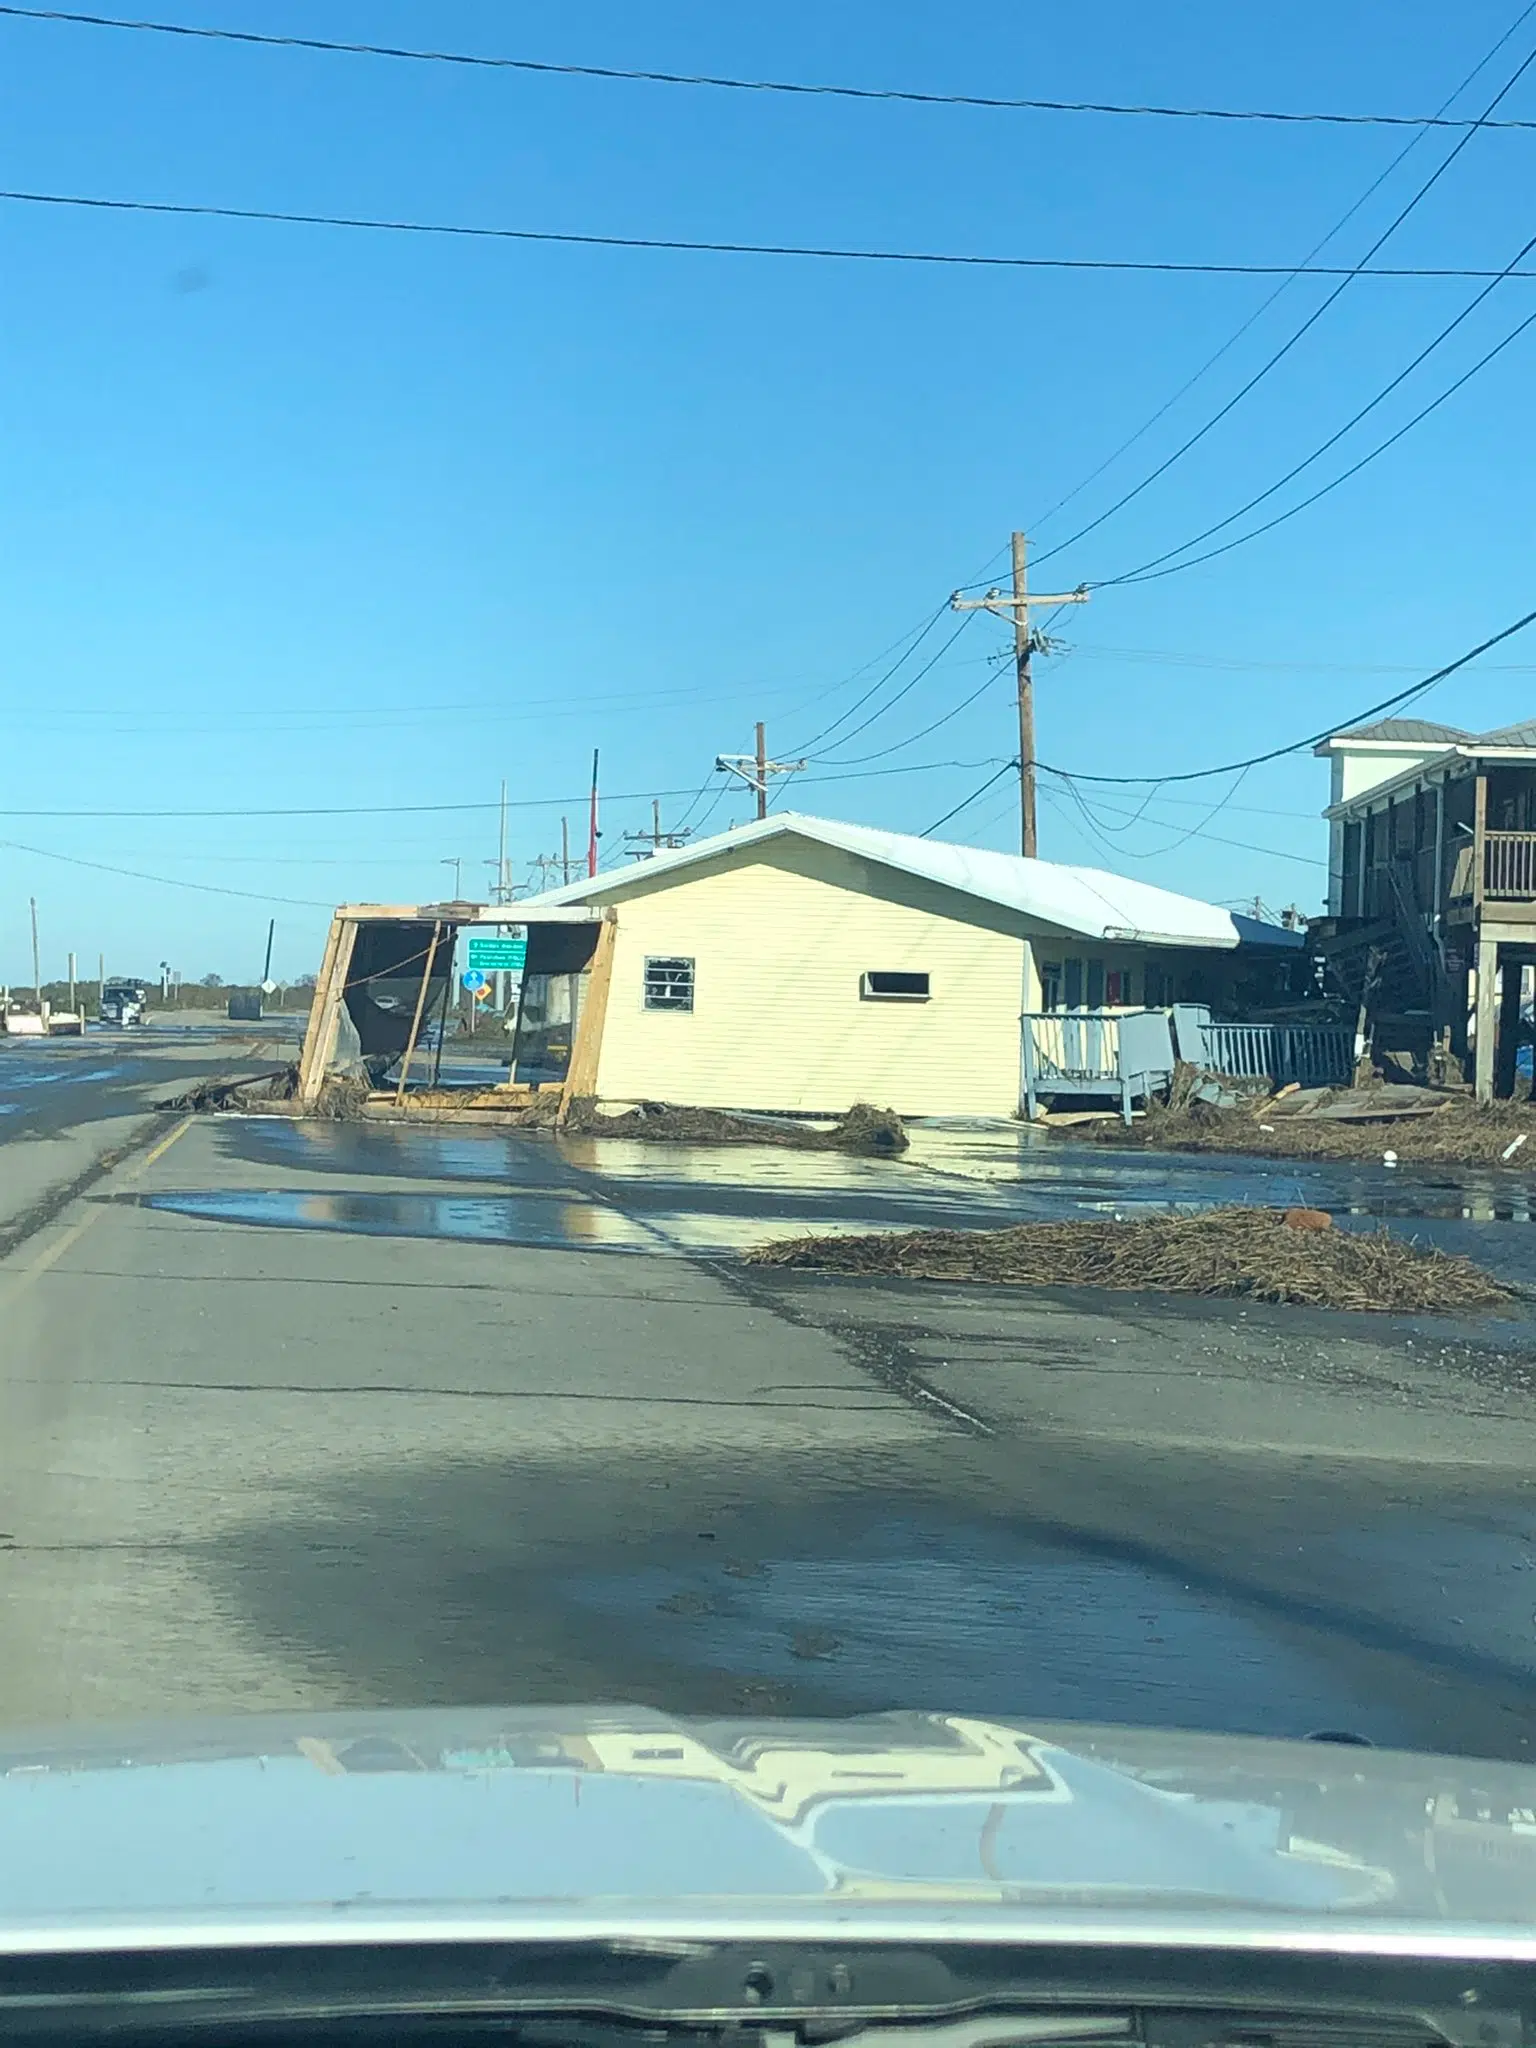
1061;766;1255;860
1028;0;1536;536
0;757;1006;823
688;780;733;837
11;5;1536;130
670;769;723;834
1043;788;1327;869
922;760;1017;837
5;186;1536;281
788;604;951;755
774;607;952;731
1103;292;1536;585
818;649;1010;766
0;836;334;906
1067;640;1536;675
1036;602;1536;787
804;616;975;760
1030;15;1536;572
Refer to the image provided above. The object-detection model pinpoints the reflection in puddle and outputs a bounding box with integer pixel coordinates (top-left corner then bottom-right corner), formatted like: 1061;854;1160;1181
140;1186;847;1257
144;1187;656;1252
567;1519;1415;1744
194;1116;1536;1292
0;1063;122;1093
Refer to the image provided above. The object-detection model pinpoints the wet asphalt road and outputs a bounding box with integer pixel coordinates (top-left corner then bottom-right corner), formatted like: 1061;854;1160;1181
0;1034;167;1142
0;1018;297;1148
0;1107;1531;1760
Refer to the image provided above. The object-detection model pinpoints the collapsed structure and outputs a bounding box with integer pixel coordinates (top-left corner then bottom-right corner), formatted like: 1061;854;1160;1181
299;813;1310;1121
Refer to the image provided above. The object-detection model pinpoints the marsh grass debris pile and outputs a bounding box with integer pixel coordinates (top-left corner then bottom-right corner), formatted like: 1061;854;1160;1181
565;1100;908;1155
1087;1085;1536;1167
748;1205;1513;1312
161;1067;374;1120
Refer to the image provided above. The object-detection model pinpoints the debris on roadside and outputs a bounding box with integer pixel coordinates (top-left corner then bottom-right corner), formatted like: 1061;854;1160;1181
1071;1068;1536;1167
564;1099;909;1156
363;1089;563;1128
159;1068;297;1114
748;1205;1513;1313
160;1066;372;1120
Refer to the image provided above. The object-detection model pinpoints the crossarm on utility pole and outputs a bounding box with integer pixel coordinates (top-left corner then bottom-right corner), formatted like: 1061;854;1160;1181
952;537;1089;857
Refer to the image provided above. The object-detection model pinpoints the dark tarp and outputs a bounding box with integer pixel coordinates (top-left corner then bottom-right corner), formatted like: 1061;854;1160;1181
512;922;600;1086
344;921;455;1061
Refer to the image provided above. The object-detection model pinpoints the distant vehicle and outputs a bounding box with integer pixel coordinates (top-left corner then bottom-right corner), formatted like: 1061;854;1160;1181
99;980;146;1027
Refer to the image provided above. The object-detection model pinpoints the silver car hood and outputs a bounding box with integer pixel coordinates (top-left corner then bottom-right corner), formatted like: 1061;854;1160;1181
0;1709;1532;1958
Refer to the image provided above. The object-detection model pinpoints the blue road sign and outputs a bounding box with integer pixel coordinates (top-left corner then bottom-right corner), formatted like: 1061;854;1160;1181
461;968;488;994
467;934;526;972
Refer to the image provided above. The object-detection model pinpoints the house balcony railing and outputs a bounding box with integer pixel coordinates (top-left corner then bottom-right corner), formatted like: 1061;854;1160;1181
1449;830;1536;906
1483;829;1536;900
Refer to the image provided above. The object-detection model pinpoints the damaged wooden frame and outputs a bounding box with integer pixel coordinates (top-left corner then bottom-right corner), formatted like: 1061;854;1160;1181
297;899;617;1125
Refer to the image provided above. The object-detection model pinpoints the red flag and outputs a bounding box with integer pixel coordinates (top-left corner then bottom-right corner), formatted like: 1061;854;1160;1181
587;749;599;878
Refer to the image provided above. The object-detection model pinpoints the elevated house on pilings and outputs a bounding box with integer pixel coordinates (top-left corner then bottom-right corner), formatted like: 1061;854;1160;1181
1312;716;1536;1100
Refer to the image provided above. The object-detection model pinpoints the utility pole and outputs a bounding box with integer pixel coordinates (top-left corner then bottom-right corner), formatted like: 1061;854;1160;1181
97;952;104;1013
624;798;694;859
560;816;572;884
716;723;805;819
952;532;1089;858
488;784;515;1013
29;898;41;1015
67;950;76;1018
485;781;514;905
441;857;464;899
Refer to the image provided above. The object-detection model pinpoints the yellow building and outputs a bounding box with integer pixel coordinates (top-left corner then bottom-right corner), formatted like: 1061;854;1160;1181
516;813;1243;1119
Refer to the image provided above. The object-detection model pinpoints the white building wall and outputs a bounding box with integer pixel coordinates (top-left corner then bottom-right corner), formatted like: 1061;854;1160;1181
593;841;1027;1116
586;840;1204;1118
1337;745;1448;803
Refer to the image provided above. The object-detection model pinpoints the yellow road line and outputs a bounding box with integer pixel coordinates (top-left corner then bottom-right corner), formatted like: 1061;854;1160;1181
11;1206;106;1289
3;1115;194;1299
126;1115;194;1180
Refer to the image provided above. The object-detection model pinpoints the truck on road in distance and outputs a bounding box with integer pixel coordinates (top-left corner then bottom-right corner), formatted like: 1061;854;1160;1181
99;980;147;1027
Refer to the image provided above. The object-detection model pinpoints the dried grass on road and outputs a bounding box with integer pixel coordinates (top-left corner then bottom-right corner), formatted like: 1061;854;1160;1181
567;1100;909;1155
749;1206;1513;1312
1088;1092;1536;1168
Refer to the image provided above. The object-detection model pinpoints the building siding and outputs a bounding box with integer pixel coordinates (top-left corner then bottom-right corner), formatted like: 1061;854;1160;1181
591;841;1027;1116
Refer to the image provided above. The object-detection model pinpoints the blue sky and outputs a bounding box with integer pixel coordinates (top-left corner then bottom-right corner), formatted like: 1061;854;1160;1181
1;0;1533;981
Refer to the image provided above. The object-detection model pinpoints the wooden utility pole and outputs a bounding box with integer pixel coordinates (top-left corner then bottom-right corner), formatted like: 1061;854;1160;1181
394;920;443;1106
1010;533;1037;857
716;725;805;817
624;798;693;859
952;533;1089;858
29;898;40;1013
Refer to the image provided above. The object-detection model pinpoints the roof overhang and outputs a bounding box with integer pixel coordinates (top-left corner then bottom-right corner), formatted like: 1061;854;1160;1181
517;813;1239;950
334;903;605;925
1312;736;1458;757
1324;742;1536;819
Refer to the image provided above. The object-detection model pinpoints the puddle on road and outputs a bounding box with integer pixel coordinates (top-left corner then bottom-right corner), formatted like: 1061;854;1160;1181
142;1187;662;1253
0;1063;123;1093
566;1518;1420;1745
199;1115;1536;1288
139;1185;845;1256
230;1117;573;1191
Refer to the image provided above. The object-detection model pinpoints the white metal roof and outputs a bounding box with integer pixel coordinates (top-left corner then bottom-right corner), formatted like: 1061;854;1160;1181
521;812;1239;949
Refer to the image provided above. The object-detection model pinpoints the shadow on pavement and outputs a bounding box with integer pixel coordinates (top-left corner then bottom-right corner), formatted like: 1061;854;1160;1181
189;1432;1536;1758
